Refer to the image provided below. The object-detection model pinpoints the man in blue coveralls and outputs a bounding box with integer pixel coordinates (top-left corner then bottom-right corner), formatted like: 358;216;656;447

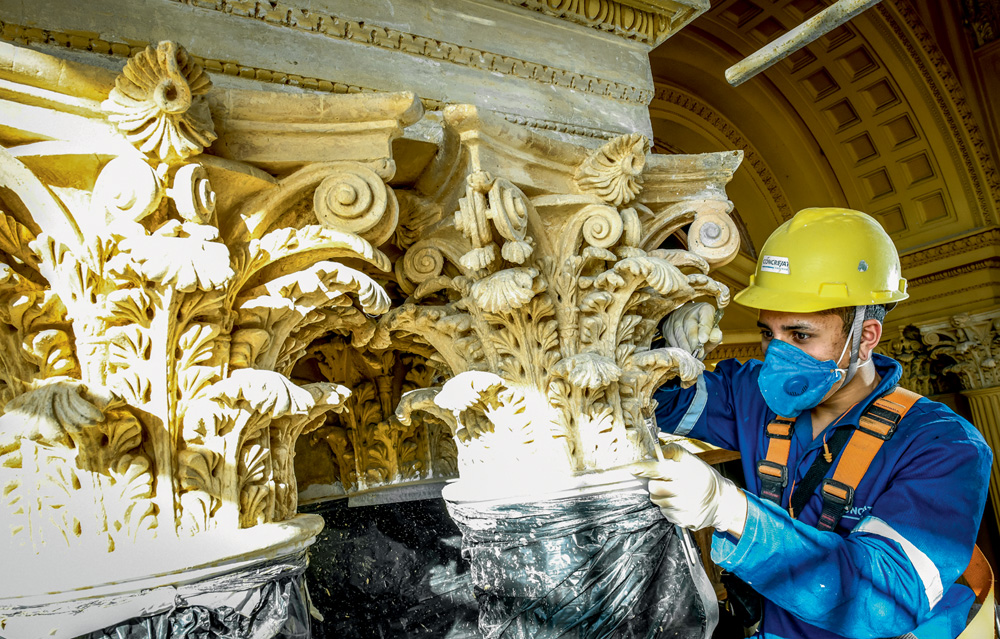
632;208;992;638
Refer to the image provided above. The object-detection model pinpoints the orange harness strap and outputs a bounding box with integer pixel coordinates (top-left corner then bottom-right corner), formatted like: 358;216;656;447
757;417;795;504
757;387;923;529
759;388;994;638
815;387;922;531
957;545;994;638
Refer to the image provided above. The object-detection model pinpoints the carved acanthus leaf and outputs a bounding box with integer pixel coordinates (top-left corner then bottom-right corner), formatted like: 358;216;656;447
629;348;705;393
102;41;217;163
469;267;540;313
119;221;234;293
206;369;314;419
237;260;390;319
394;191;444;251
553;353;622;390
237;224;390;293
0;211;40;269
0;378;116;449
433;371;505;415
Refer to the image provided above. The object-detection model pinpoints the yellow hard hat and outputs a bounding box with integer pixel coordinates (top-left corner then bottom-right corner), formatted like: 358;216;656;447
734;207;908;313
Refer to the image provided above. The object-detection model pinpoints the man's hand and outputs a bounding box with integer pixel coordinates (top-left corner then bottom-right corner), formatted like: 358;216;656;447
630;444;748;535
660;302;723;359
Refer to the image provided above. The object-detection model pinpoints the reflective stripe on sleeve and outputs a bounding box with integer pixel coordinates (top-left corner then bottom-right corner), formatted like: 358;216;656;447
674;375;706;437
854;515;944;608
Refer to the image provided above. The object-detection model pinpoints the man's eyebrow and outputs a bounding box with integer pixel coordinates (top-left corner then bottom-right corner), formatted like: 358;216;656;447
756;320;816;331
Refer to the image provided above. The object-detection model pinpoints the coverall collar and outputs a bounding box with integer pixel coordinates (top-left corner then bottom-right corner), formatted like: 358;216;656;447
796;353;903;452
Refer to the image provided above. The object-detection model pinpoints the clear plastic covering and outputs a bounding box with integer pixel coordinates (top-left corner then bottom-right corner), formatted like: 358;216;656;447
446;486;719;639
75;553;311;639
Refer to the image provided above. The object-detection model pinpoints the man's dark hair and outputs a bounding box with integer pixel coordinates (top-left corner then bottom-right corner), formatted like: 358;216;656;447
817;305;888;336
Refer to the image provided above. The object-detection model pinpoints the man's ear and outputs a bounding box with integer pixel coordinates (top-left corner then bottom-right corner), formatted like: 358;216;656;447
860;319;882;360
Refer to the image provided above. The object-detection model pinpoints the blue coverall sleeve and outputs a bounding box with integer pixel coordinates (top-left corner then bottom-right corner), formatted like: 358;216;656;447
711;415;993;638
653;358;757;450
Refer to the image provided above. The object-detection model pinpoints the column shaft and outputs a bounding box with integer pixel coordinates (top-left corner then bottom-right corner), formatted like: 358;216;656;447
963;386;1000;534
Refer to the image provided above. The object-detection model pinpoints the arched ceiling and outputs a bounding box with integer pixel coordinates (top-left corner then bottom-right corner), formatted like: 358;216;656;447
649;0;1000;345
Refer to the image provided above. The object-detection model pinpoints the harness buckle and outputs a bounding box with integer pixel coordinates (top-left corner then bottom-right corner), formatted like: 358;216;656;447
757;460;788;487
820;478;855;509
857;409;901;440
765;418;795;440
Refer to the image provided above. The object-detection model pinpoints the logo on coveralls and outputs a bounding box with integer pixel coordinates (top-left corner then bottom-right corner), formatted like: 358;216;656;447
841;504;872;524
761;255;790;275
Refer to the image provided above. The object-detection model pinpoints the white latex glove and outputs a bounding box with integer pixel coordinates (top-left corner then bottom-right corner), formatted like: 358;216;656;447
630;444;747;535
660;302;723;358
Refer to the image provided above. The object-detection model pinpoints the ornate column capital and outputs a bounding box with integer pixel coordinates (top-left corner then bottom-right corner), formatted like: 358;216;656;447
882;308;1000;394
368;106;741;495
0;41;414;609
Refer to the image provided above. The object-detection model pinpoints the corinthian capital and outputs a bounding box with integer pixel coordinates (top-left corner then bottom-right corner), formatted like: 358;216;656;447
0;42;414;571
362;107;741;495
884;309;1000;393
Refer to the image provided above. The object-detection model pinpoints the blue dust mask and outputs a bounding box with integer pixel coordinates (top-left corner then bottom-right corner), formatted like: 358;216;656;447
756;338;848;418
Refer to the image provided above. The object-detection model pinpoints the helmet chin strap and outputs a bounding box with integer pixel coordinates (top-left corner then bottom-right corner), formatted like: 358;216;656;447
838;306;867;387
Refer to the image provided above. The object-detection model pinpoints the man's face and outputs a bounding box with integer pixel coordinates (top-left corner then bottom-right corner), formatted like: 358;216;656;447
757;310;849;366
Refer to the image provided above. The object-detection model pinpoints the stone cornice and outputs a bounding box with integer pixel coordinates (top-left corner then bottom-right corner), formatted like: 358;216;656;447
154;0;652;105
878;0;1000;225
0;15;654;107
0;20;380;96
496;0;706;47
899;227;1000;269
910;282;996;305
497;111;619;139
651;86;793;222
907;257;1000;289
0;23;622;142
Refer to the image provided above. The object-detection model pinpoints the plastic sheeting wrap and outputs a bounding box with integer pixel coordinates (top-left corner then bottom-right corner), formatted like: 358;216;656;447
75;553;312;639
446;485;719;639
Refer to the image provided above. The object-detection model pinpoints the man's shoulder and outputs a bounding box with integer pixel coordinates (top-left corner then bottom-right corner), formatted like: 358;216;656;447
899;394;990;453
711;356;763;381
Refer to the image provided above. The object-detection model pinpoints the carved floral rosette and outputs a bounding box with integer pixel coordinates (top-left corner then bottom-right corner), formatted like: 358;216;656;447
0;41;413;574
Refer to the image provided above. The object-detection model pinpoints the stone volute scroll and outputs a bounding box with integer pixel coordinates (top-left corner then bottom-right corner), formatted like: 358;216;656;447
0;40;419;637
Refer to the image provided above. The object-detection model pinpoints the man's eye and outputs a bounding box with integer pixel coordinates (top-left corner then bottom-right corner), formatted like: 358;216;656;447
759;330;773;339
794;332;810;340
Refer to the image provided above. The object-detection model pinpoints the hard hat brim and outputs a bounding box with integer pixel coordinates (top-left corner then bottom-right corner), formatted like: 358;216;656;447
734;284;908;313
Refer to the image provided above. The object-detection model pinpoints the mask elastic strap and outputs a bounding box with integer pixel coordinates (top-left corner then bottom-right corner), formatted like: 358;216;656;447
840;306;866;387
